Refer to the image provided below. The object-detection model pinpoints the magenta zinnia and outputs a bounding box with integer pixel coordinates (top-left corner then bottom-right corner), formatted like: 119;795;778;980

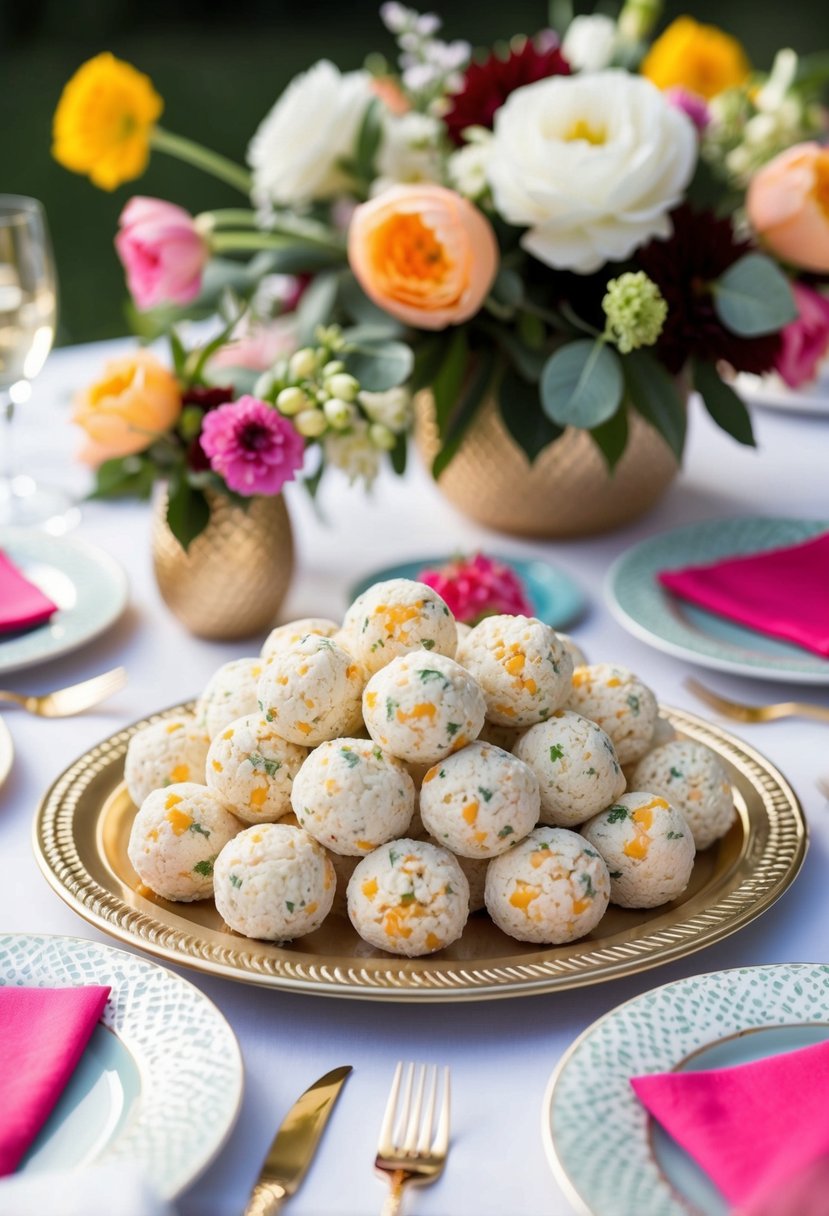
418;553;533;625
199;395;304;496
443;34;570;146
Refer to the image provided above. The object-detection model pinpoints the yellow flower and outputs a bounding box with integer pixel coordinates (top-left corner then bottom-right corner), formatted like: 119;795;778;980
641;16;750;100
53;52;163;190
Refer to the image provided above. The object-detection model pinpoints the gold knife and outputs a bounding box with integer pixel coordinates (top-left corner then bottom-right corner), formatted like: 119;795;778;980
243;1065;353;1215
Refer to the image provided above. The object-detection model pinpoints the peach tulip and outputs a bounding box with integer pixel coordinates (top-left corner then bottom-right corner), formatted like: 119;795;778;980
747;143;829;274
73;350;181;464
347;184;499;331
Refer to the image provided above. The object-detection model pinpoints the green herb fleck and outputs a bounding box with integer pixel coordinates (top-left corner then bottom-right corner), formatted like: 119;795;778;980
498;825;515;839
371;639;385;652
189;822;210;838
389;849;400;866
586;766;597;776
534;841;551;851
385;696;398;722
420;638;435;651
400;891;416;905
249;752;282;778
339;748;360;768
626;693;641;715
582;847;599;858
362;616;369;632
478;786;493;803
418;668;450;688
549;743;565;763
193;858;214;878
446;722;461;737
606;805;628;823
669;766;684;781
285;900;295;912
446;883;455;894
265;708;277;723
609;870;623;879
439;768;447;778
579;872;596;898
666;830;685;839
373;747;384;761
229;874;242;889
442;605;450;615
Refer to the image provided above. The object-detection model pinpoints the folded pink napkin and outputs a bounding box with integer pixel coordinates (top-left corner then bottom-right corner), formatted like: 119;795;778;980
0;985;110;1176
658;531;829;658
0;552;58;635
631;1037;829;1209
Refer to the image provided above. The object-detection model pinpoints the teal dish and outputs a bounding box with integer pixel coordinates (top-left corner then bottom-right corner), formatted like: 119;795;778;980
543;963;829;1216
606;518;829;684
349;556;586;630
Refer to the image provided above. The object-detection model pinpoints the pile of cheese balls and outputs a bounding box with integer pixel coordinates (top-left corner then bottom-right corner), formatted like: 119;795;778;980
125;579;735;957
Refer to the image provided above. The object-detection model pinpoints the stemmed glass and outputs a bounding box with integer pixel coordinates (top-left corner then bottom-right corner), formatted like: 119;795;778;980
0;196;76;531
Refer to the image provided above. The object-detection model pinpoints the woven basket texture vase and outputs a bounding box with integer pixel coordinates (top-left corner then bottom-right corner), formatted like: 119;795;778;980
152;489;294;639
416;391;681;538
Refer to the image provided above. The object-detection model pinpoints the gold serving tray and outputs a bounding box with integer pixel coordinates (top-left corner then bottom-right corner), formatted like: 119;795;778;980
33;702;807;1002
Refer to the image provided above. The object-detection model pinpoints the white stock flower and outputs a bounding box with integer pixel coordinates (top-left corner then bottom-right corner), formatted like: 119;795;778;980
359;387;412;433
324;420;382;487
374;112;443;192
562;15;618;72
248;61;373;207
487;71;697;273
448;129;493;200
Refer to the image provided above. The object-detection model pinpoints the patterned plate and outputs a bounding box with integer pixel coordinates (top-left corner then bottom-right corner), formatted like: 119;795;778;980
606;518;829;684
543;963;829;1216
32;703;805;1001
0;530;128;675
2;934;242;1198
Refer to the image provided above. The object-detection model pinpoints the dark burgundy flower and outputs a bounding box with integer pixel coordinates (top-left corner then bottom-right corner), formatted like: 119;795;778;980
636;205;782;375
182;384;235;471
443;33;570;146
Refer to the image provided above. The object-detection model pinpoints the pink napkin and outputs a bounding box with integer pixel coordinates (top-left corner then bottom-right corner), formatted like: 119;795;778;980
631;1037;829;1209
0;985;110;1176
658;531;829;657
0;552;58;634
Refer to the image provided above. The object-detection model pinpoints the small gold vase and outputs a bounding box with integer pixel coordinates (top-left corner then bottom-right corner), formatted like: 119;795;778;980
416;391;681;539
152;489;294;640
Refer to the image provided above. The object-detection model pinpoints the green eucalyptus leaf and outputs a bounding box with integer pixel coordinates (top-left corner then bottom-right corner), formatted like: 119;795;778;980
355;99;384;181
296;271;340;344
497;365;562;462
166;478;211;551
590;404;629;471
343;339;414;391
88;455;157;501
432;346;496;479
410;334;450;394
431;328;468;437
623;349;687;461
694;360;756;446
712;253;797;336
390;431;408;476
168;329;188;379
541;339;623;429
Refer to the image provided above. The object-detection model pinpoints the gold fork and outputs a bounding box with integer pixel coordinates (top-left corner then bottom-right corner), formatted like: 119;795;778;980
375;1062;450;1216
0;666;127;718
685;677;829;724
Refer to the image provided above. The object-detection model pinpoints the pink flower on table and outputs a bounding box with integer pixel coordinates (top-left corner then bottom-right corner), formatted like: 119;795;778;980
418;553;533;625
210;316;299;373
200;396;304;496
664;87;710;133
774;282;829;388
115;196;209;310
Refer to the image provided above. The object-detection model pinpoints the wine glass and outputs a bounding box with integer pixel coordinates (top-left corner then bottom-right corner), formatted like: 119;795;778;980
0;196;77;532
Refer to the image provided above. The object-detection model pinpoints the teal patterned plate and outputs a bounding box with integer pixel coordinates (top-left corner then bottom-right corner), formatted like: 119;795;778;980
543;963;829;1216
2;934;242;1198
606;518;829;684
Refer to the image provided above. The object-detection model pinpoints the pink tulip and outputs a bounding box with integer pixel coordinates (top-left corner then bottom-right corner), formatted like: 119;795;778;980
774;282;829;388
747;143;829;273
115;196;209;310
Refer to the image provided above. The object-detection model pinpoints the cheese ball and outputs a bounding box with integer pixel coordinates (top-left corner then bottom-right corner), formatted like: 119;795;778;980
347;838;469;956
485;827;610;944
581;791;696;908
557;633;588;669
419;741;539;858
125;714;211;807
342;579;457;675
205;713;308;825
260;618;339;660
362;651;486;765
213;823;335;940
457;615;573;728
513;710;626;828
257;635;366;745
629;741;735;850
127;783;241;902
290;738;415;856
197;657;264;739
568;664;658;765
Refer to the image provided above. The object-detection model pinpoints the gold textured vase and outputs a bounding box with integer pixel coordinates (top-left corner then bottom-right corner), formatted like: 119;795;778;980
152;489;294;640
416;391;681;538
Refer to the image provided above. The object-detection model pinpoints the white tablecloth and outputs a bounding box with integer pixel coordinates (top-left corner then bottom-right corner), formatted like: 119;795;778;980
2;338;828;1216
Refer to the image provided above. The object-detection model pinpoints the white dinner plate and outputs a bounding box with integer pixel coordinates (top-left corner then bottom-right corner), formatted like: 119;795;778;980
606;517;829;684
735;369;829;417
2;933;243;1198
0;530;128;675
542;962;829;1216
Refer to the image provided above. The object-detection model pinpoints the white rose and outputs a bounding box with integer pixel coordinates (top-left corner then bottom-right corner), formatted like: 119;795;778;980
562;15;618;72
248;61;373;207
447;130;493;201
324;420;382;487
487;71;697;273
373;112;443;195
359;387;412;433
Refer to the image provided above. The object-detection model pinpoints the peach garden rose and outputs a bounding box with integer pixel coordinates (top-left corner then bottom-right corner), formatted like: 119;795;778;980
747;143;829;273
347;184;498;331
73;350;181;464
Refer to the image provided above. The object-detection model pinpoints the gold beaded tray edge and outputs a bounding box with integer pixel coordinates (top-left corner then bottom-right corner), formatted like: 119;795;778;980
33;701;807;1003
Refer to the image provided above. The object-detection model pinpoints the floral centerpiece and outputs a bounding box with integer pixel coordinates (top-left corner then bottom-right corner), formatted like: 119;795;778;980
55;1;829;545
